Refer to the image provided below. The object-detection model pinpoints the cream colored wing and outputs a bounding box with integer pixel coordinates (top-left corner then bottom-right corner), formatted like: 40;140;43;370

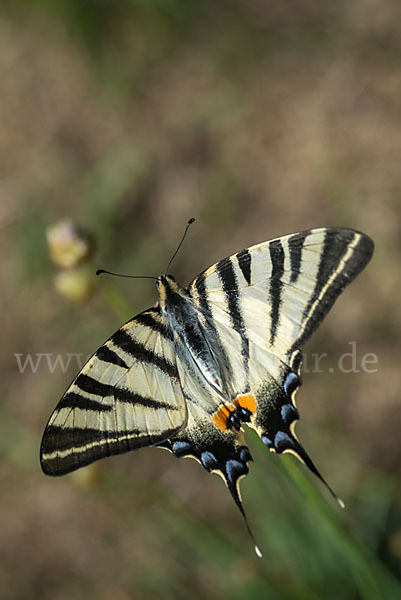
190;228;373;366
41;308;187;475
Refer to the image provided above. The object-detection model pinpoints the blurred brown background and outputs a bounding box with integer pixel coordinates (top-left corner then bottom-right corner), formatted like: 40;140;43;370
1;1;400;599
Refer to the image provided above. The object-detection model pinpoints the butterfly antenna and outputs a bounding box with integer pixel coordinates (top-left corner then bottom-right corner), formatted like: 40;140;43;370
96;269;158;281
165;217;195;274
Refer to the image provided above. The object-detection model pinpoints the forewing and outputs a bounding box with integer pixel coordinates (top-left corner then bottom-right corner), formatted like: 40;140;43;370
190;228;373;363
41;308;187;476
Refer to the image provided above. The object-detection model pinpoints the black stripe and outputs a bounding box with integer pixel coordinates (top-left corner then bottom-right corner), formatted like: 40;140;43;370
194;271;207;298
217;257;249;362
75;373;179;410
236;248;251;284
61;391;113;412
96;345;129;369
76;373;114;397
41;425;181;476
114;389;179;410
269;240;284;345
288;231;309;283
135;309;173;341
216;257;237;291
294;230;373;350
111;329;178;379
193;272;213;321
303;229;352;319
42;425;143;454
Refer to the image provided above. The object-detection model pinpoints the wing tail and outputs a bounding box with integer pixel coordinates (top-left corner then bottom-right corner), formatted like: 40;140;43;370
251;365;344;507
223;454;263;558
273;431;344;508
164;417;262;556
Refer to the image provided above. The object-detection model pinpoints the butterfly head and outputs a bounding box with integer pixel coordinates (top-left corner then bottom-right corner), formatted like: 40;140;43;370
157;274;187;307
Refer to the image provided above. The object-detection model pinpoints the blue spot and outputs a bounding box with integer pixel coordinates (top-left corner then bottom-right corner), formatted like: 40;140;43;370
201;451;219;471
281;403;298;424
225;459;247;483
284;373;299;397
274;431;293;453
239;447;252;463
261;435;274;449
172;441;193;457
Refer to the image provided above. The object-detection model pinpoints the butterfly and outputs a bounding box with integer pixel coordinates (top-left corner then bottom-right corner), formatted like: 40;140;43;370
41;225;373;556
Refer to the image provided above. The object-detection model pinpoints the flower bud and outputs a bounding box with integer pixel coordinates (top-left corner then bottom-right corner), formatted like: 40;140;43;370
47;220;95;269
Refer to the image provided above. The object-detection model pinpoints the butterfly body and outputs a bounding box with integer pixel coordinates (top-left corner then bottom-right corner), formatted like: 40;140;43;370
158;274;231;406
41;227;374;553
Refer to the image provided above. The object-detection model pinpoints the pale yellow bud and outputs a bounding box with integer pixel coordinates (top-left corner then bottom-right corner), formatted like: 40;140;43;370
47;220;95;269
53;266;96;303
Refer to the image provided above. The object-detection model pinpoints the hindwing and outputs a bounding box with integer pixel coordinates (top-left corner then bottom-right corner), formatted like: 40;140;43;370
160;350;258;552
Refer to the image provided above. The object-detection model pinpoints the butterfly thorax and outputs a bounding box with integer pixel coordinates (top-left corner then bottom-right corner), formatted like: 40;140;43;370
158;274;230;401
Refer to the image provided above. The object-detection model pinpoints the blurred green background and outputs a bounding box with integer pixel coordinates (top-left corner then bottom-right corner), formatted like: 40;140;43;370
1;1;401;599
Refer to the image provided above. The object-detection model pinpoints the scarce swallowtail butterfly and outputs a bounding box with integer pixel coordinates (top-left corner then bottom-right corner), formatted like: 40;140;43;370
41;224;374;557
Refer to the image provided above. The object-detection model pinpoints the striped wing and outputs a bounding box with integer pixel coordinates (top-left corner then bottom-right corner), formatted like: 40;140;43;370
189;228;373;498
190;228;373;363
41;308;187;475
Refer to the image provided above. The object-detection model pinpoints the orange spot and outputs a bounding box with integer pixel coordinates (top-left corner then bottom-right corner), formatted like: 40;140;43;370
213;404;234;431
213;412;228;431
234;393;257;414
